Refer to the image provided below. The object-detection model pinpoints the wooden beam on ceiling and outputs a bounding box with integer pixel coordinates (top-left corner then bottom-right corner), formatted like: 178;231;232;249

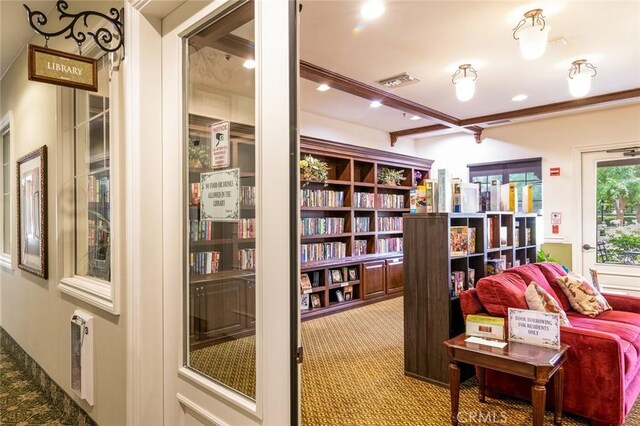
389;124;449;146
459;88;640;127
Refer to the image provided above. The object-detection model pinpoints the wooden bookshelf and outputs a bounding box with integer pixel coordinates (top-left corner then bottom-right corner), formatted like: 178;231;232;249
299;136;433;319
403;212;538;386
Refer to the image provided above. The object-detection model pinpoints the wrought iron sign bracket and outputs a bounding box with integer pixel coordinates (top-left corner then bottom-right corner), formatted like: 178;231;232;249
24;0;124;56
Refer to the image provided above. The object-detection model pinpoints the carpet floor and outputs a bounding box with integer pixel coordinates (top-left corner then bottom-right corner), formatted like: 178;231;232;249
301;297;640;426
0;350;74;425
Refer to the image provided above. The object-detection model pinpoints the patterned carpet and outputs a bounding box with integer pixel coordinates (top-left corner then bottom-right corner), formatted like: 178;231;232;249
0;350;75;425
300;297;640;426
190;337;257;400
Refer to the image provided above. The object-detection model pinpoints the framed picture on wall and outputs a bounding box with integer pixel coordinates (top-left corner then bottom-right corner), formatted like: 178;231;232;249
16;145;48;278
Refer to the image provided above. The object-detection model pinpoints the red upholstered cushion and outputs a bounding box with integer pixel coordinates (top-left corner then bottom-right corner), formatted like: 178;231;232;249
460;289;485;318
475;272;528;317
511;263;566;310
535;262;572;311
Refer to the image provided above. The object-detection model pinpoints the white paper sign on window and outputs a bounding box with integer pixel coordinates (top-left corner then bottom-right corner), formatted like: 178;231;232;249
508;308;561;349
210;121;230;168
200;168;239;222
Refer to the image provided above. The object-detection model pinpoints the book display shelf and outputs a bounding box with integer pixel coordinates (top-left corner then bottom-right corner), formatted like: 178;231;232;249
403;211;538;385
187;114;256;349
299;137;432;319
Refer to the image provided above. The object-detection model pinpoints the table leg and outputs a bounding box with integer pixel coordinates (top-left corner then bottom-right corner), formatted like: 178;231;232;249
532;379;547;426
477;366;486;403
554;367;564;426
449;362;460;426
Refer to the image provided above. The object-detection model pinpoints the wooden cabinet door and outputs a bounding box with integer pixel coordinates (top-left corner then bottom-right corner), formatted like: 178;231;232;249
386;257;404;294
200;281;245;341
362;260;386;299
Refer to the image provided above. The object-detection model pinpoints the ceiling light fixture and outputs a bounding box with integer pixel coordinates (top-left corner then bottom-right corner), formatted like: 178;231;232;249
243;59;256;69
511;94;528;102
410;115;421;121
361;0;385;20
451;64;477;102
370;101;382;108
513;9;551;60
317;84;331;92
568;59;597;98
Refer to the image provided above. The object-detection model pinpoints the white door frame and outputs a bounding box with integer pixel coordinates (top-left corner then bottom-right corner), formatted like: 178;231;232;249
573;140;640;277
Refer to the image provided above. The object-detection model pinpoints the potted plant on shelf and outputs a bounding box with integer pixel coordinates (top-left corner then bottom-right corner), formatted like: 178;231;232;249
188;139;211;169
300;155;329;186
378;167;406;186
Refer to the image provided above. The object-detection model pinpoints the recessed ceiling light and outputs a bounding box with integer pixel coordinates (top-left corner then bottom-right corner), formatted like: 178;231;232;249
317;84;330;92
361;0;385;20
512;94;528;102
410;115;421;121
370;101;382;108
243;59;256;69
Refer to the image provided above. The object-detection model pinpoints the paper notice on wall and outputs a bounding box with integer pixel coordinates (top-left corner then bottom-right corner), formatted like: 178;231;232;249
210;121;230;168
200;168;240;222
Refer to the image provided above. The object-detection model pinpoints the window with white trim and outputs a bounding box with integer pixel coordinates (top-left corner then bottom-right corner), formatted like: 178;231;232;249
469;158;543;213
1;118;11;260
74;56;111;281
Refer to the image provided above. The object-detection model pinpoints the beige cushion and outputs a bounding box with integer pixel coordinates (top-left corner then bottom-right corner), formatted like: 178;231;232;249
525;282;572;326
556;272;612;317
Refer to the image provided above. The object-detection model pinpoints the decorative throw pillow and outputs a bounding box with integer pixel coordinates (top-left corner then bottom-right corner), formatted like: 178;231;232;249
556;272;612;317
525;282;572;326
589;268;601;292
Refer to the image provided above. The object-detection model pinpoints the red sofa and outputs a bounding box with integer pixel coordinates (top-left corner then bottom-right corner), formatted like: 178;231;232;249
460;262;640;426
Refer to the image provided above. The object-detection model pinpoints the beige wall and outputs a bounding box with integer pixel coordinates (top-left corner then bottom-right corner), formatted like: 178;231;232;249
0;46;126;426
301;110;419;157
415;103;640;261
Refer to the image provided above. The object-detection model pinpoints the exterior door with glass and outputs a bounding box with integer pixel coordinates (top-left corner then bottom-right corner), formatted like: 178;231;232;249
161;1;297;425
581;148;640;294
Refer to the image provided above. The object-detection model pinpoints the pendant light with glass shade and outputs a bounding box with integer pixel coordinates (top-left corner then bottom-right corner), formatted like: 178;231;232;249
452;64;477;102
513;9;551;60
568;59;597;98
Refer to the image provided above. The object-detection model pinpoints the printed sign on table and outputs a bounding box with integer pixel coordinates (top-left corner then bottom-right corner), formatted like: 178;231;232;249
200;168;239;222
210;121;230;168
508;308;561;349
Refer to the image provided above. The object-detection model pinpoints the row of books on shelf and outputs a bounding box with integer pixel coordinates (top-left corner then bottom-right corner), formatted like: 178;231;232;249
451;269;476;296
189;219;256;241
355;217;370;233
450;226;477;256
190;251;220;275
240;186;255;207
410;169;535;213
487;217;509;249
377;217;403;232
237;219;255;239
300;217;344;236
514;225;534;247
377;194;405;209
87;175;110;204
329;267;358;284
300;271;321;289
238;248;255;270
486;257;530;275
300;189;344;208
377;237;403;254
354;240;368;256
300;242;347;263
301;286;354;310
354;192;375;208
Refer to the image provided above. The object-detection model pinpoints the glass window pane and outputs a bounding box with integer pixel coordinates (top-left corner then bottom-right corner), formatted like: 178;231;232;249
472;176;486;184
527;171;540;180
488;174;502;184
185;4;256;400
74;57;110;281
2;131;9;162
509;172;525;181
596;159;640;265
3;194;9;255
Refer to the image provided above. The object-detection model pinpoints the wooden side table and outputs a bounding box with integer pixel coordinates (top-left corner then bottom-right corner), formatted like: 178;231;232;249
444;334;569;426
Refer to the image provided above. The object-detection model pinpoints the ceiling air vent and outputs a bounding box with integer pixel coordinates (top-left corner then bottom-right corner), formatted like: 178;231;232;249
377;72;420;88
486;119;512;126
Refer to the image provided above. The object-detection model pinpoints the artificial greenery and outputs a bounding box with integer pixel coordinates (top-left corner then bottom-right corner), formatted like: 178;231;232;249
299;155;329;186
377;167;406;186
536;250;559;263
188;140;211;169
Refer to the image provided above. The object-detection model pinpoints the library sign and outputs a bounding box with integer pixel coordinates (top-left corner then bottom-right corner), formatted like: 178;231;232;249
28;45;98;92
508;308;561;349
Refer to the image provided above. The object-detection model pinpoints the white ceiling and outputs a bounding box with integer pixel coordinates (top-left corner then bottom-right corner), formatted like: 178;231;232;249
300;0;640;131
